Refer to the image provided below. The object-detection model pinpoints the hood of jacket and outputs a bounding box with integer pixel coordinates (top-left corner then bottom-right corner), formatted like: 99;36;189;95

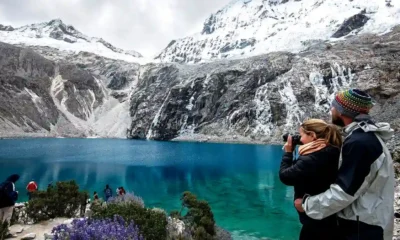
6;174;20;183
344;114;394;142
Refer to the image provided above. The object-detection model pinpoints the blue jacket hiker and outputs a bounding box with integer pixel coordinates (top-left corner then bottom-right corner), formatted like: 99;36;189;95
0;174;20;226
104;184;113;201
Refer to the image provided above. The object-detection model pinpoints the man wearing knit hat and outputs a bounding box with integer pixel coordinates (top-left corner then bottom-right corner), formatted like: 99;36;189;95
294;89;395;240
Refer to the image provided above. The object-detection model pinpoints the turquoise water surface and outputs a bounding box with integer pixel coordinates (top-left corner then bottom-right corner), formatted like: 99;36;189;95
0;138;300;239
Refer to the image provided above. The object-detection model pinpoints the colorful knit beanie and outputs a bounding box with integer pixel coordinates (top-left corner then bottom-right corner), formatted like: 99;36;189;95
331;89;374;119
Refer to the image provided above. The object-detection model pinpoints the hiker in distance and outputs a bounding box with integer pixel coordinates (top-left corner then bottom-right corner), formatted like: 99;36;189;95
104;184;113;202
0;174;20;237
295;89;395;240
26;179;38;200
279;118;342;240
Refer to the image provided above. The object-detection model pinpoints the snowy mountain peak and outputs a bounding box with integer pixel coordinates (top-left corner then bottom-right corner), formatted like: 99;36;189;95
202;0;301;35
15;18;91;43
0;24;14;31
156;0;400;64
0;19;144;62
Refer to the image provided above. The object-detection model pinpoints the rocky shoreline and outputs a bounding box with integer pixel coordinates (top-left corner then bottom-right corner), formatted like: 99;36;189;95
172;133;281;145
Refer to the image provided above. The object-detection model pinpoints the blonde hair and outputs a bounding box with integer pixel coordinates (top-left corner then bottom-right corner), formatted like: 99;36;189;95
301;119;343;148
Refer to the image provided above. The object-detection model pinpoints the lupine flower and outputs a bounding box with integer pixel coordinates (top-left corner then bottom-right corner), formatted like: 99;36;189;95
51;215;144;240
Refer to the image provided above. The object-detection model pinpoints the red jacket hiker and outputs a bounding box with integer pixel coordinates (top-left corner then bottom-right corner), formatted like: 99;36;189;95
26;181;38;192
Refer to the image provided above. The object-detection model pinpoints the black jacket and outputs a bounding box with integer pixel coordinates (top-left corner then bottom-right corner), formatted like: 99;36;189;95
0;174;19;208
279;145;340;225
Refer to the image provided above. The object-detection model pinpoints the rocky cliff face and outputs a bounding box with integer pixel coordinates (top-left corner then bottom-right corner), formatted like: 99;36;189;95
129;26;400;144
156;0;399;64
1;25;399;145
0;16;398;147
0;42;140;138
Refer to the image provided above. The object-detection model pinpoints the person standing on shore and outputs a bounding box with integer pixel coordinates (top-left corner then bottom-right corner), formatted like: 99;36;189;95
26;179;38;200
104;184;113;202
0;174;20;231
93;191;99;203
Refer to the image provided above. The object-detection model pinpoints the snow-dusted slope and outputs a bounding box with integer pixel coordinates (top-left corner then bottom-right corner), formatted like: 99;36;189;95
0;19;147;63
156;0;399;64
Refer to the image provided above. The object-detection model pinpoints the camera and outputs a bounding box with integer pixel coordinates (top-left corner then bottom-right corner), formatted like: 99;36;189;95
282;133;303;146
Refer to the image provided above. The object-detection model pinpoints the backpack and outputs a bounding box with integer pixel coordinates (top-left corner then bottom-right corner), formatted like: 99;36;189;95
0;181;12;208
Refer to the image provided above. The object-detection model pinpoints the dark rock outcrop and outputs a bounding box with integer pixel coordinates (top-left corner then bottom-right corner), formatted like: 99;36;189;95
332;10;370;38
0;24;14;31
202;15;217;35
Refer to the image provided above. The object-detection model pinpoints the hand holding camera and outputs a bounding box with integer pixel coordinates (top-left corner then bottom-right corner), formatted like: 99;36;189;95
284;135;293;152
282;133;302;153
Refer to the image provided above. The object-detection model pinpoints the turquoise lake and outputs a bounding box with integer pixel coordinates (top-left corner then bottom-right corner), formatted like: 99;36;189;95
0;138;300;239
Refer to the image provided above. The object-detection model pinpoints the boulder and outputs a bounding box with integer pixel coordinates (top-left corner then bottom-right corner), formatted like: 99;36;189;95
21;233;36;240
44;233;55;240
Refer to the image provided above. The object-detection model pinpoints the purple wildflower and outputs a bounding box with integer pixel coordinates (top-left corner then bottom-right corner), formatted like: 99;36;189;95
51;215;144;240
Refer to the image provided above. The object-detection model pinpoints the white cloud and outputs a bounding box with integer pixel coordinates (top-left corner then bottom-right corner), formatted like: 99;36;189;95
0;0;232;57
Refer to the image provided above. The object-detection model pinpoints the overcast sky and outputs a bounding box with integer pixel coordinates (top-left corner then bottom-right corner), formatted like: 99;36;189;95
0;0;232;57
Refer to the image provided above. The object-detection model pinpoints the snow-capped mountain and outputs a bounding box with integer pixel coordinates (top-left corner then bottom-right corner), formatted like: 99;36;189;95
0;1;399;151
0;19;145;63
129;25;400;145
156;0;399;64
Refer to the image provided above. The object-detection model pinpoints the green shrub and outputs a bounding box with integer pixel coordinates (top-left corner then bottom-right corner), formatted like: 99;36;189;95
169;210;180;219
194;226;212;240
25;180;89;223
173;191;216;240
91;202;167;240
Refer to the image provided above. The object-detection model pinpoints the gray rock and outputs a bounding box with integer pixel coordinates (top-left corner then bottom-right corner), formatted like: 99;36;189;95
21;233;36;240
44;233;54;240
0;42;59;134
215;225;232;240
129;27;400;144
0;41;140;138
9;224;24;234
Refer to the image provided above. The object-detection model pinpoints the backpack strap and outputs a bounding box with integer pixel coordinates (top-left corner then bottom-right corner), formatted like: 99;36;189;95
338;121;368;168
